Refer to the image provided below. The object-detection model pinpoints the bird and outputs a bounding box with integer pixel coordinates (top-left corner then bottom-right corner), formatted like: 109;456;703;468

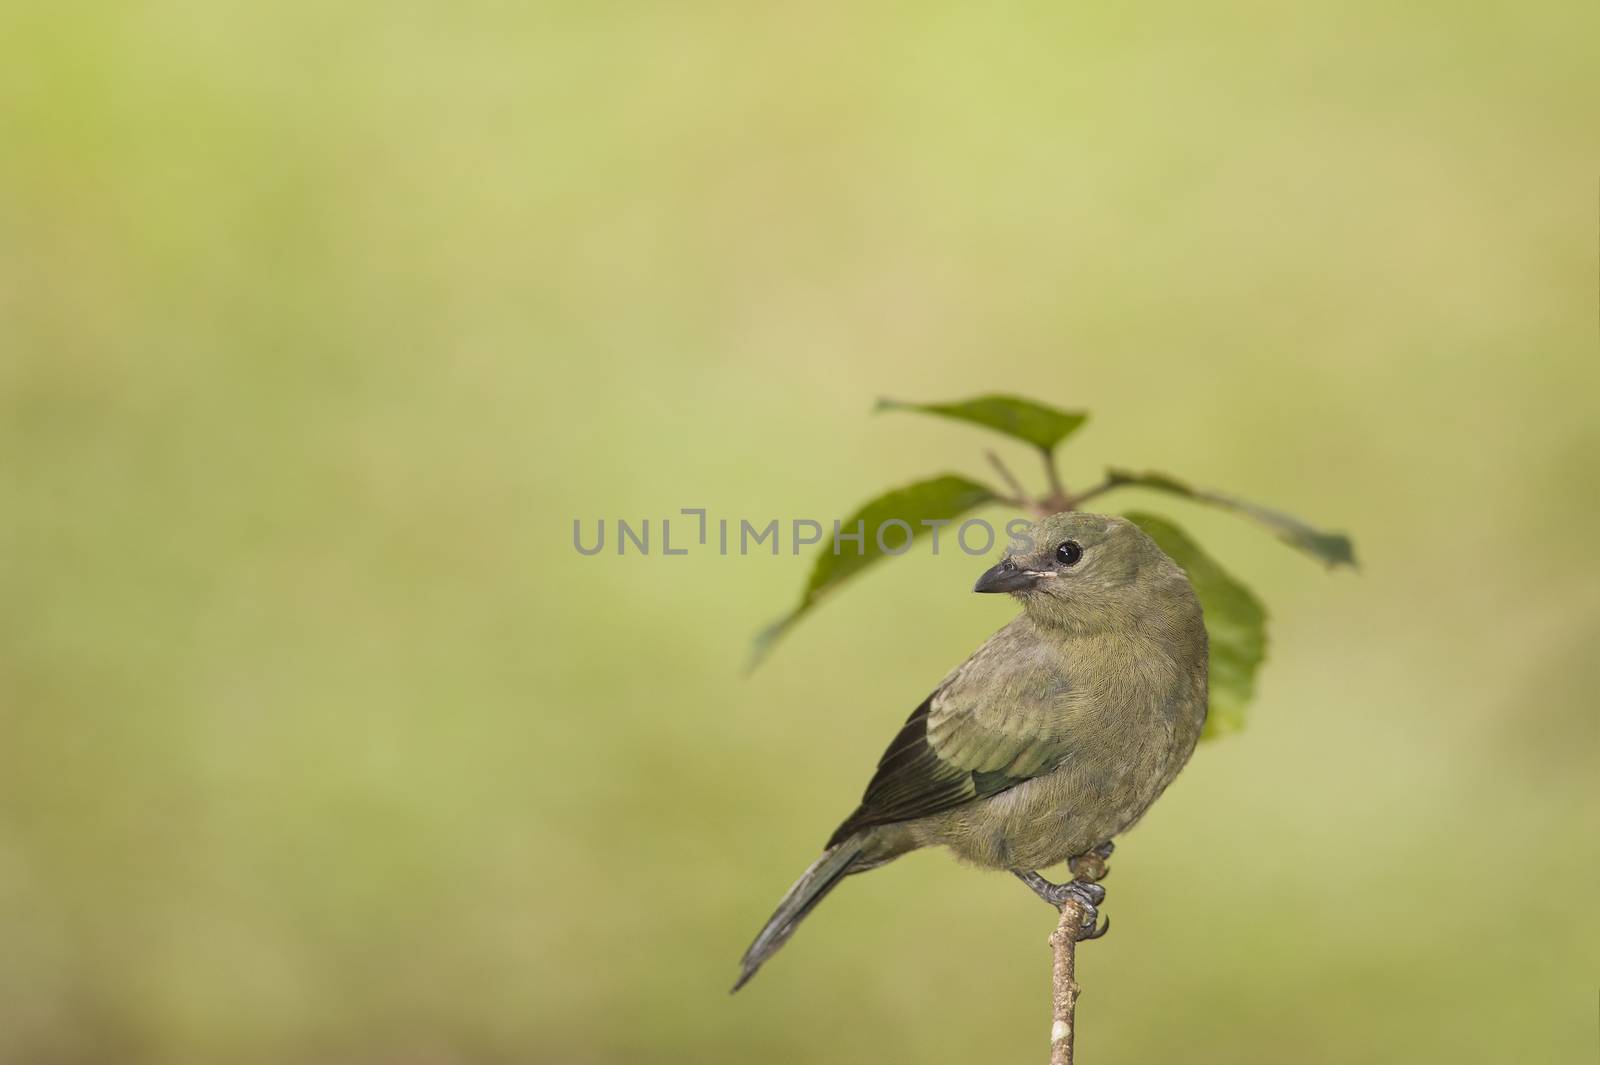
734;511;1209;991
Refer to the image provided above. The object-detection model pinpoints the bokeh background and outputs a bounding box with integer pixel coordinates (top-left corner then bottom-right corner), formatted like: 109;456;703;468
3;3;1597;1063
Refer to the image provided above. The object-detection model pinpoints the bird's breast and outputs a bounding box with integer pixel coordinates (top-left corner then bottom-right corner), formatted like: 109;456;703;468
932;632;1206;870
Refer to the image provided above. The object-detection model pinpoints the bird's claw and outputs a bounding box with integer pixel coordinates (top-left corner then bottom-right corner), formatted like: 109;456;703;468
1055;882;1108;941
1051;880;1107;940
1012;870;1111;941
1046;879;1104;910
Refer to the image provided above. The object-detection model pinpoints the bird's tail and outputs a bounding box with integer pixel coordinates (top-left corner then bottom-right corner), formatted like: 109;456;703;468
733;838;865;992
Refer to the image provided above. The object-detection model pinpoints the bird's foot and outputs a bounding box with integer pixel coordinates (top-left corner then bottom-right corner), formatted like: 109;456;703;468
1068;840;1115;884
1011;869;1110;940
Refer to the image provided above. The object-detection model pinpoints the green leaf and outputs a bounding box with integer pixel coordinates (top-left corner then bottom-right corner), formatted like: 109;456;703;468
1123;511;1268;739
876;395;1088;452
750;474;999;668
1105;468;1356;569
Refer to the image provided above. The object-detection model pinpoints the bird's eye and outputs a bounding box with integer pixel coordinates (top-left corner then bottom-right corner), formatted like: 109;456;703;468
1055;541;1083;567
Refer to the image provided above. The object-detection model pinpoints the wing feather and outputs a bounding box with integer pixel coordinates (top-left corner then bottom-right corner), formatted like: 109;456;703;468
827;619;1075;846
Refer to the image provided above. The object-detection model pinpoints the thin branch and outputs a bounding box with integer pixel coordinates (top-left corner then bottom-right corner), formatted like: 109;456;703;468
986;451;1051;517
1067;478;1116;510
986;450;1031;502
1040;448;1071;513
1049;900;1088;1065
1047;846;1110;1064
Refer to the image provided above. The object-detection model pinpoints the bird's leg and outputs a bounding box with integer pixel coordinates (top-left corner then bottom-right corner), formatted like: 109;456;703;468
1013;842;1115;939
1068;840;1115;884
1011;869;1110;940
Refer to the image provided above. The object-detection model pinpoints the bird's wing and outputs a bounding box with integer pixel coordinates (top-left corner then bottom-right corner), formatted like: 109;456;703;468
827;621;1076;846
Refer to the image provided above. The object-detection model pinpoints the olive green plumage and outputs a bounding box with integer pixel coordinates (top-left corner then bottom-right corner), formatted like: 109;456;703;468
735;513;1209;991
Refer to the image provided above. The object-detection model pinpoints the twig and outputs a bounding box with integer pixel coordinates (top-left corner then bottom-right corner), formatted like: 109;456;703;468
986;451;1031;501
1066;478;1115;510
986;450;1051;517
1046;847;1109;1064
1040;449;1071;513
1048;901;1088;1065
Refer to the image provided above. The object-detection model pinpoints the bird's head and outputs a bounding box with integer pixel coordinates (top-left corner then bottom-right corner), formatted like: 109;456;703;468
973;512;1188;630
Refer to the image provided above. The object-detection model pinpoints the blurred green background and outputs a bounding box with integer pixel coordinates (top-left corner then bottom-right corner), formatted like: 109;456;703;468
3;2;1597;1063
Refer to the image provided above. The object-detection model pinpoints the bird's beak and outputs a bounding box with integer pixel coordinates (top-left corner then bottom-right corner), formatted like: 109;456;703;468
973;558;1041;594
